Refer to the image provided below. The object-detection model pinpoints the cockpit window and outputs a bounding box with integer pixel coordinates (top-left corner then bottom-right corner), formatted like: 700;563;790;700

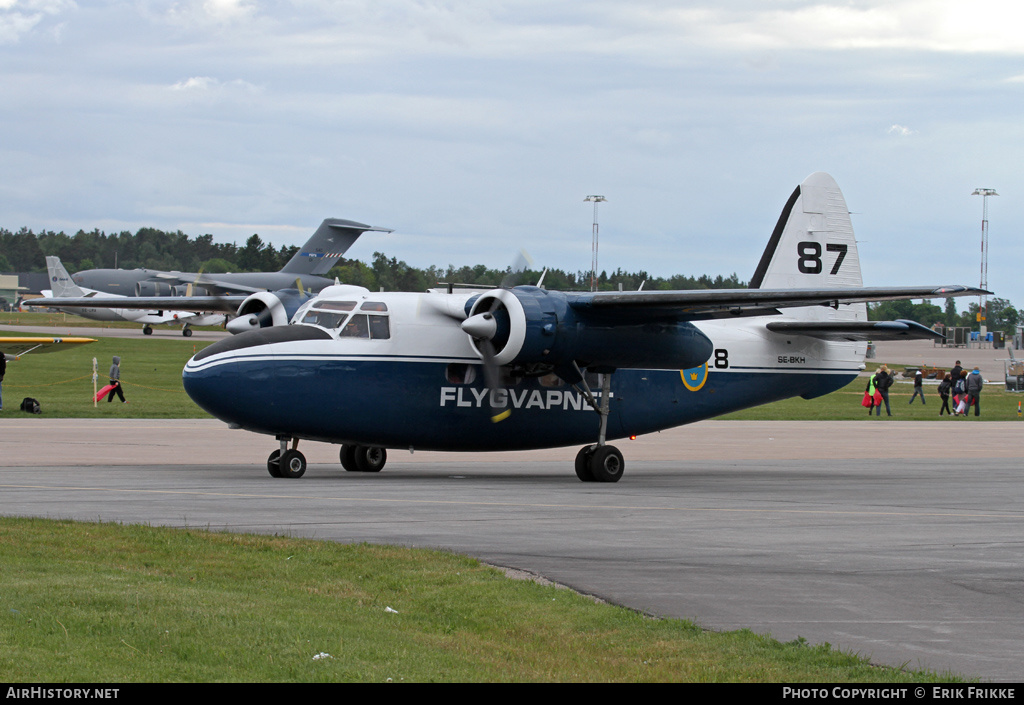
301;310;347;329
339;314;370;338
318;301;356;312
360;301;388;312
368;314;390;339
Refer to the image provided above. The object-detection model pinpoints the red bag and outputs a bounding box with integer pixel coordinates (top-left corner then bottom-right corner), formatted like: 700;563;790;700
94;383;115;402
862;391;872;407
873;390;883;406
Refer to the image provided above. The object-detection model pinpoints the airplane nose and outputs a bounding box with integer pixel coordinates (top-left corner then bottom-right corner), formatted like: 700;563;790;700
183;325;333;423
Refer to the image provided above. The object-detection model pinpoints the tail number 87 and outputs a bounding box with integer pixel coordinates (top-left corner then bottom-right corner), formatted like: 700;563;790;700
797;242;847;275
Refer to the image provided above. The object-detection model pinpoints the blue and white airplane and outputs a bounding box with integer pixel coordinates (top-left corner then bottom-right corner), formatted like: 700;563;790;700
31;173;986;482
177;173;984;482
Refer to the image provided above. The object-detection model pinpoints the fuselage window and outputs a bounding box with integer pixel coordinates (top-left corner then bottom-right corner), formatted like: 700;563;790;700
361;301;388;312
446;363;477;384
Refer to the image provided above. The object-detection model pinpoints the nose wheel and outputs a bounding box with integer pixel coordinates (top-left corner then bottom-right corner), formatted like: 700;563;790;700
267;438;307;478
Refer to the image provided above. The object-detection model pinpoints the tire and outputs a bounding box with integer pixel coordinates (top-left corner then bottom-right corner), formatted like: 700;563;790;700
182;327;193;337
355;446;387;473
588;445;624;483
340;444;360;472
279;449;307;479
575;446;596;482
143;326;153;336
267;449;283;478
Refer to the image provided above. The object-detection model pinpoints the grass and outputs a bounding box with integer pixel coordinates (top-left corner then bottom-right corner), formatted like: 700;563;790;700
1;332;212;418
720;373;1024;421
0;517;966;683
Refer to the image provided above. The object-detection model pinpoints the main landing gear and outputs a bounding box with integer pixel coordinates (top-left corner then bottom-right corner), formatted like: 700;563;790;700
267;438;389;478
340;444;387;473
572;369;624;483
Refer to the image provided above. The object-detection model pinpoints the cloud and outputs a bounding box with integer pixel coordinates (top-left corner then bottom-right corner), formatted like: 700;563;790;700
888;124;916;137
0;0;74;44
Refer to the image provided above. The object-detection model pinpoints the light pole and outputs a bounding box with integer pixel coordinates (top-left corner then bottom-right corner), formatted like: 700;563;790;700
972;187;998;336
584;195;606;292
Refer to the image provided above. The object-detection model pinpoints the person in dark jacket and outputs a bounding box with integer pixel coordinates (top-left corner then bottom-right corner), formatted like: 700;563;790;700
966;367;984;417
872;365;894;416
0;350;6;411
950;360;963;386
937;373;952;416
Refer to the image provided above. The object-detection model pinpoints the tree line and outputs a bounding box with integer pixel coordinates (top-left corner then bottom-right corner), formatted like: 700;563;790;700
2;226;1018;333
0;225;745;293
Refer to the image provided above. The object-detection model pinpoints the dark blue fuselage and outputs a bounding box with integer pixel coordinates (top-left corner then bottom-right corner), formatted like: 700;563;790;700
183;347;854;451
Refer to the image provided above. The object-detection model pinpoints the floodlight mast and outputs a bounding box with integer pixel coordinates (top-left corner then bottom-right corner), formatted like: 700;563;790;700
584;195;606;292
972;187;998;335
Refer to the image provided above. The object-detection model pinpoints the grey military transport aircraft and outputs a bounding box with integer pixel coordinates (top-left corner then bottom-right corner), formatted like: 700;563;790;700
34;218;390;335
28;174;987;483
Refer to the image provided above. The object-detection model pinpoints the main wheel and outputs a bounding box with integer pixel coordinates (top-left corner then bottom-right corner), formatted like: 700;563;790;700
279;449;307;478
588;445;624;483
267;449;283;478
575;445;596;482
355;446;387;473
142;325;153;336
340;444;360;472
182;327;193;337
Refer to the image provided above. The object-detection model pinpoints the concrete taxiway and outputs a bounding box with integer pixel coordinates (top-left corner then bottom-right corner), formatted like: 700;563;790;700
1;418;1022;681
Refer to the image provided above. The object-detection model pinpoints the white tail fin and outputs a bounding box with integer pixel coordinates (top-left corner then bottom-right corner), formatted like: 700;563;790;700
750;172;863;290
750;173;864;323
45;257;87;298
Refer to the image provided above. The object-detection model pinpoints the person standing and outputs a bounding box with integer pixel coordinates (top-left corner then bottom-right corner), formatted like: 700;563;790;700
873;365;894;416
909;368;926;405
865;372;878;415
966;366;983;417
937;373;952;416
106;355;127;403
950;360;963;386
953;370;968;415
0;349;6;411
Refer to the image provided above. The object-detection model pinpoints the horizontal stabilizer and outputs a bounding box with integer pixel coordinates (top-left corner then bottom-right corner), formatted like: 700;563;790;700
765;319;943;341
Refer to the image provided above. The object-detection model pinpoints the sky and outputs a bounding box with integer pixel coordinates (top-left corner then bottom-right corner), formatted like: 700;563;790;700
2;0;1022;311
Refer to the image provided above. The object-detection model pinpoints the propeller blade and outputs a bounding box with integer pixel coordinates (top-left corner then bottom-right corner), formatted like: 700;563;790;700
478;338;510;423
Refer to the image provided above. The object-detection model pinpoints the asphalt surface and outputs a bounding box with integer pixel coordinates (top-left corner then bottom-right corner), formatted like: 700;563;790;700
2;418;1022;681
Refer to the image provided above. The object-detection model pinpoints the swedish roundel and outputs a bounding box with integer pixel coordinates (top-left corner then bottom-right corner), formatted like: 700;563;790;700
680;363;708;392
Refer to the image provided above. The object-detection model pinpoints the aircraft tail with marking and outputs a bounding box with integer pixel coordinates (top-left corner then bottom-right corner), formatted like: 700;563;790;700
45;257;88;298
750;172;865;324
280;218;393;276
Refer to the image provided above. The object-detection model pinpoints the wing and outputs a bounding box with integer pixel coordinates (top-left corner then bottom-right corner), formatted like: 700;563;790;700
1;337;97;359
570;285;987;320
24;295;245;314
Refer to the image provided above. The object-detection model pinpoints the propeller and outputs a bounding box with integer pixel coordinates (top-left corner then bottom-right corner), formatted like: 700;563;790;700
460;251;533;423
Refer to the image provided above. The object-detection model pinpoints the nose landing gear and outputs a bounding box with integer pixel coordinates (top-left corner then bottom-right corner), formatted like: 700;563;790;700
267;437;307;478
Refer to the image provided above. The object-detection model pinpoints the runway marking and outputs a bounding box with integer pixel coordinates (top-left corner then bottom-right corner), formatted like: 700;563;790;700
3;483;1024;521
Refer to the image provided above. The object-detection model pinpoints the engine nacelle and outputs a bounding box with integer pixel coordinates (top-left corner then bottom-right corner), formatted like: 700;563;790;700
226;289;314;335
464;286;713;373
135;281;174;297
